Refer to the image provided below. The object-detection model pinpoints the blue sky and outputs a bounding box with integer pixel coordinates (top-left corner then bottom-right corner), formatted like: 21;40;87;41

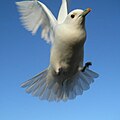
0;0;120;120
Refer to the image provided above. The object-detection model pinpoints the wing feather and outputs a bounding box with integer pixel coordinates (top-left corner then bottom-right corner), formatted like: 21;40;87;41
58;0;69;24
16;0;57;43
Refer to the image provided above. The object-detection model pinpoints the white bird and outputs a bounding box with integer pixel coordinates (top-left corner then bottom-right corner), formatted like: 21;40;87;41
16;0;99;101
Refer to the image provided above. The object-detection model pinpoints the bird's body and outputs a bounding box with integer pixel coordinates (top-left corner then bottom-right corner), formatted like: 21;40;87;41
50;22;85;76
16;0;99;101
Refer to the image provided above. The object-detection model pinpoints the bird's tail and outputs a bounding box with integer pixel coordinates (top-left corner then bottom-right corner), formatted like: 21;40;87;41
21;69;53;101
21;68;99;102
21;68;62;101
63;68;99;100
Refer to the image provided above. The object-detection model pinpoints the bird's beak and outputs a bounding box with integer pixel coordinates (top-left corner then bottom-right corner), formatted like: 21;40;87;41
81;8;91;17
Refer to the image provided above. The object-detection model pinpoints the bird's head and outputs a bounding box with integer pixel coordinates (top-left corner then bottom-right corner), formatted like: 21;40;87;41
64;8;91;28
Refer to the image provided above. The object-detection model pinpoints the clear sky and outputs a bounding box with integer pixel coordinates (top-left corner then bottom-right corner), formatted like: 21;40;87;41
0;0;120;120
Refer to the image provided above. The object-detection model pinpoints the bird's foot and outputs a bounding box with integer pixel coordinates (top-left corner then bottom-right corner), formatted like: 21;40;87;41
81;62;92;72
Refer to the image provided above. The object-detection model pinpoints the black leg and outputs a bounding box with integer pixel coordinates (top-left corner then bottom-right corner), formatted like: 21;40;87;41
82;62;92;72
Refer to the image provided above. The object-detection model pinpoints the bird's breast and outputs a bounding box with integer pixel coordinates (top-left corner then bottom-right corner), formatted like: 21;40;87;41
50;24;86;77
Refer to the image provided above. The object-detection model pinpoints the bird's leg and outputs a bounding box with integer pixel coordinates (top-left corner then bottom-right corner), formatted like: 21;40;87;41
81;62;92;72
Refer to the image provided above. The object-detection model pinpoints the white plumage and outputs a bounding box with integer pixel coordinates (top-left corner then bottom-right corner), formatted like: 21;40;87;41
16;0;99;101
16;1;57;42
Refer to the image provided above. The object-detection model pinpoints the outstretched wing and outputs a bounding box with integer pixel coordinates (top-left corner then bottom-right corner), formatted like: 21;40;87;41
16;0;57;43
58;0;69;24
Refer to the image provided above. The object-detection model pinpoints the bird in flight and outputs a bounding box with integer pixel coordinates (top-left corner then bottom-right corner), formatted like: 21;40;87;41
16;0;99;101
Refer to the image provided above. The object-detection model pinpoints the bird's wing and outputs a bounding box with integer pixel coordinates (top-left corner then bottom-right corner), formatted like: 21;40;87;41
57;0;69;24
16;0;57;43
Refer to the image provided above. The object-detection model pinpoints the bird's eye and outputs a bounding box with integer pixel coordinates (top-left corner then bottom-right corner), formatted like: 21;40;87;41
71;14;75;18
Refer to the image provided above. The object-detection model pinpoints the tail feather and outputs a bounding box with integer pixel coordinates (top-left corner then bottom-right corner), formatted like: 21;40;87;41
65;68;99;100
81;72;91;84
26;74;47;94
38;84;47;97
78;77;90;90
32;85;42;97
41;87;51;100
74;76;83;95
56;87;63;101
74;85;83;95
21;70;47;88
85;68;99;78
26;80;40;93
52;82;59;94
31;79;45;96
76;68;99;92
21;68;99;101
48;91;56;101
69;91;76;100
